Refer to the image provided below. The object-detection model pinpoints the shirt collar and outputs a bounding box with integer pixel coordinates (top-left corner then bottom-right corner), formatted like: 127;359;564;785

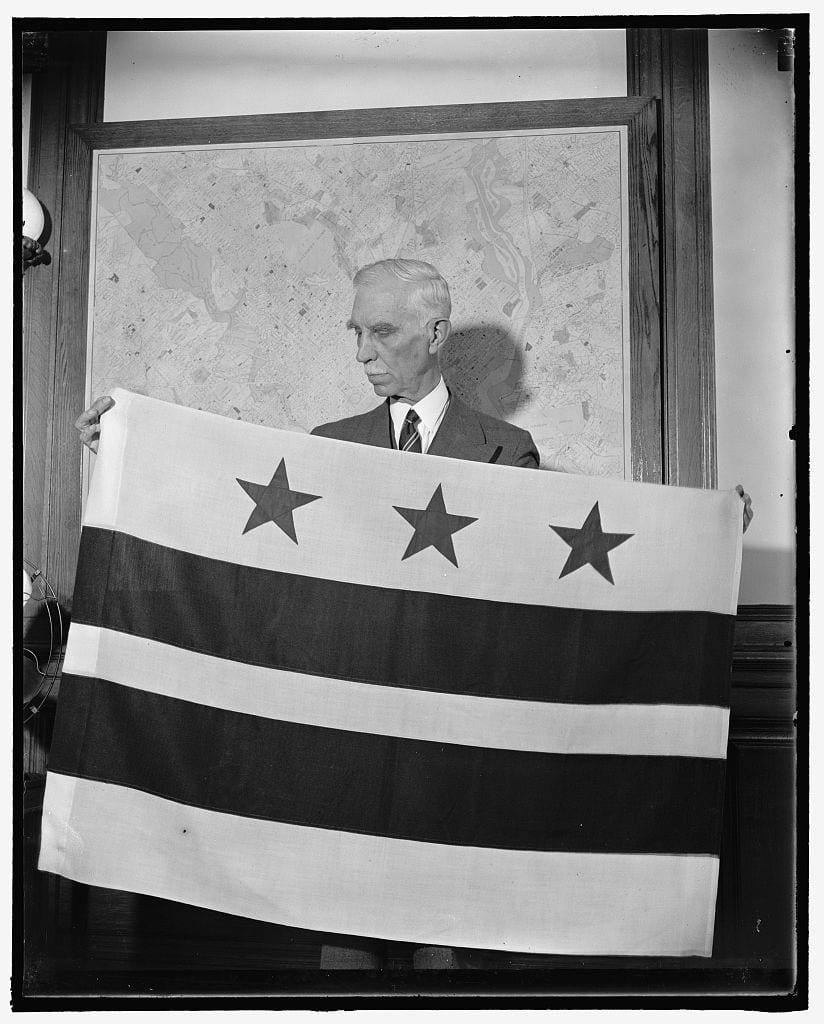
389;376;450;435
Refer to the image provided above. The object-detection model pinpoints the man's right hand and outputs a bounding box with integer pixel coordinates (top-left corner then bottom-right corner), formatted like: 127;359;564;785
75;395;115;453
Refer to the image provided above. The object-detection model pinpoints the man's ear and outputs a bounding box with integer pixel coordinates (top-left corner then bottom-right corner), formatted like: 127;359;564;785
427;318;451;354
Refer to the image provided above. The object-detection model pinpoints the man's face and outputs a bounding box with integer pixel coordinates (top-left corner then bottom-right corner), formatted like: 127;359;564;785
347;279;443;402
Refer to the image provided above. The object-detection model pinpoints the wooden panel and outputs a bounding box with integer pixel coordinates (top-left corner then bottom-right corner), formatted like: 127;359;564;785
23;55;68;578
22;30;106;605
45;123;98;614
718;737;796;969
627;28;717;488
730;605;796;737
625;98;662;481
72;96;657;148
720;605;797;975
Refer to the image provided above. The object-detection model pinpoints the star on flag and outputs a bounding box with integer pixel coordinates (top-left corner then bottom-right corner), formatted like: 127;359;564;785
237;459;321;543
393;484;478;568
549;501;633;584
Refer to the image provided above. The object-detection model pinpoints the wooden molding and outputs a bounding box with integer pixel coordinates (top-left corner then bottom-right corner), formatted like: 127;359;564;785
71;96;654;148
730;604;796;740
22;31;106;603
627;28;718;489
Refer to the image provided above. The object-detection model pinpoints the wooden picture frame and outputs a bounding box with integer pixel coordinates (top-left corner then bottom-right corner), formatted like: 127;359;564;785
51;97;660;613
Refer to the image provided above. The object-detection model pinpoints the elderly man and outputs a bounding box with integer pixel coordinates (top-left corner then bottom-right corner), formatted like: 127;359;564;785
76;258;753;970
311;259;538;467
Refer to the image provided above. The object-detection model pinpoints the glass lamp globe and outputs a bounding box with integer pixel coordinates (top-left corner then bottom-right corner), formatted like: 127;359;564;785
23;187;45;242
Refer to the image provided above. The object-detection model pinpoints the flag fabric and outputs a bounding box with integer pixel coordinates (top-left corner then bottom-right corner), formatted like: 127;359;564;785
39;389;742;957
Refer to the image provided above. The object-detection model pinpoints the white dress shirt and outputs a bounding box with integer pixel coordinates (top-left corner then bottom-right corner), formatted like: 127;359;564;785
389;377;450;454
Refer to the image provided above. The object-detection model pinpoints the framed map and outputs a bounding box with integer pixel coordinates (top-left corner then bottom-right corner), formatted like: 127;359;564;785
72;99;660;482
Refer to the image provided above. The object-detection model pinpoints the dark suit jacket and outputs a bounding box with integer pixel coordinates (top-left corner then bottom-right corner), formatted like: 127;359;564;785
311;394;539;469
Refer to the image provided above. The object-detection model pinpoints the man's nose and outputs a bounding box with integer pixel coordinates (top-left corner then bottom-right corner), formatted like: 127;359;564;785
356;336;375;363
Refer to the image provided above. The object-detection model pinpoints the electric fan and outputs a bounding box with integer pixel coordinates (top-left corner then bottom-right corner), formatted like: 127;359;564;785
22;559;64;722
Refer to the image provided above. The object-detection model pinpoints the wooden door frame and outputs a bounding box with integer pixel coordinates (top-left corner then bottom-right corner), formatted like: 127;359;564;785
627;27;718;489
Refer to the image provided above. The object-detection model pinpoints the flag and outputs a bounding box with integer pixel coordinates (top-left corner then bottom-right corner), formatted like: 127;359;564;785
39;389;742;957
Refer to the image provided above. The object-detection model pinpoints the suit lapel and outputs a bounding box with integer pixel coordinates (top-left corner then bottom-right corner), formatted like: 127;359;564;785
358;394;497;462
361;400;394;450
427;395;492;462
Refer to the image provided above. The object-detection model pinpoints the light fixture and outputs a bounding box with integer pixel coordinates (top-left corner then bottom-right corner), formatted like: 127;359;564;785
22;186;50;272
23;187;45;241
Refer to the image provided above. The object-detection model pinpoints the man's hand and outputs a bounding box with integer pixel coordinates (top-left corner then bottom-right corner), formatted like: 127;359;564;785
735;484;754;534
75;395;115;453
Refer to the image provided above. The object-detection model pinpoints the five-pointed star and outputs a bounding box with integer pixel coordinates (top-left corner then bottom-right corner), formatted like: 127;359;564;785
549;501;633;585
237;459;321;543
394;484;477;567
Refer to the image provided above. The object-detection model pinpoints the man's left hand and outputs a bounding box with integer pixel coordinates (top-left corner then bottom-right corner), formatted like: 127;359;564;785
735;485;754;533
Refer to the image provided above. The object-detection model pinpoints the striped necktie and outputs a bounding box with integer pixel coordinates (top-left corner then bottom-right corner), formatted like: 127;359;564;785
398;408;423;453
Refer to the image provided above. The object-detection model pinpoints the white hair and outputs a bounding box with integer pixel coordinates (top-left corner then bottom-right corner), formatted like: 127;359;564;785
353;258;452;321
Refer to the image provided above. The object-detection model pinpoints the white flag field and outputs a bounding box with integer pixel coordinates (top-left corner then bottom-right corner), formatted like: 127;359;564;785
39;389;743;956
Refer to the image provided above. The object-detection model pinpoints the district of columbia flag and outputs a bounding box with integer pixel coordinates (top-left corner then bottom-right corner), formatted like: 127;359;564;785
39;389;743;957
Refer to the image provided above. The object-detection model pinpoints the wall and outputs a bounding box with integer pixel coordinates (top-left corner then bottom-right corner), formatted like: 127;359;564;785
103;29;627;120
101;28;795;605
22;73;31;185
709;29;796;604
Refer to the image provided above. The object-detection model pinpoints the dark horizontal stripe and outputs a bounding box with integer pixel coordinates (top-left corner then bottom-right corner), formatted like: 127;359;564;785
72;528;734;707
50;676;726;855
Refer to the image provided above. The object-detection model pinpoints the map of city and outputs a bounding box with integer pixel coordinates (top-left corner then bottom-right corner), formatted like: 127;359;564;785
89;128;630;476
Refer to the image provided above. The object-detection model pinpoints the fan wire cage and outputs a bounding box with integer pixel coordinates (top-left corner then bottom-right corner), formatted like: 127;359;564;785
23;559;64;722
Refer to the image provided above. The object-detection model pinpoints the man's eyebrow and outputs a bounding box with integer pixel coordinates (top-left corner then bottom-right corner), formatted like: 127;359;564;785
346;319;396;331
